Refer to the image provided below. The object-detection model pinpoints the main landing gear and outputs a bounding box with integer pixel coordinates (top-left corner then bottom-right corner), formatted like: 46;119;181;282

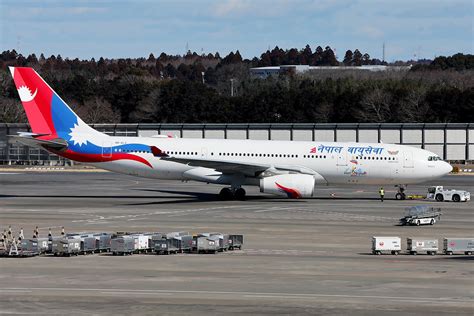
219;187;246;200
395;185;407;200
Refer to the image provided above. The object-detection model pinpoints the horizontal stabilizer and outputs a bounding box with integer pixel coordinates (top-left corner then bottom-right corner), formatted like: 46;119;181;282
8;133;68;150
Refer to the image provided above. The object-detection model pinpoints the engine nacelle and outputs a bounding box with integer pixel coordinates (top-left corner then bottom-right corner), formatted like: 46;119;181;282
260;174;315;198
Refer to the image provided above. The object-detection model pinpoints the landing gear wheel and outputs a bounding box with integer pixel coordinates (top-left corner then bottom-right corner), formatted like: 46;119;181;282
219;188;234;200
234;188;246;200
395;193;406;200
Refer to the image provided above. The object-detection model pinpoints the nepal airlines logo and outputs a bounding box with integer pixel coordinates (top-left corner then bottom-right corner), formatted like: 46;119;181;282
309;147;317;153
17;85;38;102
68;120;90;146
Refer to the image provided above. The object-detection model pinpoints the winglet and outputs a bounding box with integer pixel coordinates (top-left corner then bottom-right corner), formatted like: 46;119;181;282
150;146;169;157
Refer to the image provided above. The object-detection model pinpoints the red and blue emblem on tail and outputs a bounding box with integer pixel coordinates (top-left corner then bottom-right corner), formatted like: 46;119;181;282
9;67;153;168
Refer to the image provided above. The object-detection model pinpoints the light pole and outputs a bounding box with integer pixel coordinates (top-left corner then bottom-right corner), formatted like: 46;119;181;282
230;78;234;97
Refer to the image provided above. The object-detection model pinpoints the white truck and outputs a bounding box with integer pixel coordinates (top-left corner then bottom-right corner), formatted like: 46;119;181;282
427;186;470;202
372;236;401;255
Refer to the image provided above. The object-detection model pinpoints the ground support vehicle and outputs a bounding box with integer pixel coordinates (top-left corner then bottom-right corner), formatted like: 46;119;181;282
427;186;470;202
399;205;441;226
228;235;244;250
111;236;135;255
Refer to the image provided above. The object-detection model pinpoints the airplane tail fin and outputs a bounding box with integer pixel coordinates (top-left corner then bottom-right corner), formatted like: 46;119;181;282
9;67;101;140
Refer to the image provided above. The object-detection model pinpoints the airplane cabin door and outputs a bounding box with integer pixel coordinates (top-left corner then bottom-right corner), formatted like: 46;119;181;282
403;151;414;168
201;147;207;158
102;141;112;158
337;151;348;166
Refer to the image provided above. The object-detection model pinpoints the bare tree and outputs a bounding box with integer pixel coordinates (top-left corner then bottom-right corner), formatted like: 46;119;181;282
0;97;27;123
355;88;392;122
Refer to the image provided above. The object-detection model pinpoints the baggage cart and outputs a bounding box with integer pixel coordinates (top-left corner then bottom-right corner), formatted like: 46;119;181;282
36;237;49;254
94;233;112;253
443;238;474;255
407;238;438;255
196;236;218;254
372;236;401;255
80;236;97;254
131;234;150;253
228;234;244;250
52;237;81;256
154;238;179;255
148;234;164;249
175;235;193;253
111;236;135;255
210;233;230;252
20;239;39;254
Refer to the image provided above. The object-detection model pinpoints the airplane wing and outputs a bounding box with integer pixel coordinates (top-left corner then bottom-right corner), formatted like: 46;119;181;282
8;132;68;150
161;156;321;178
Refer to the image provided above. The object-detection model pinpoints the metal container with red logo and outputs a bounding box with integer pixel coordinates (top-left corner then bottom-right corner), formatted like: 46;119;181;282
372;236;401;255
443;238;474;255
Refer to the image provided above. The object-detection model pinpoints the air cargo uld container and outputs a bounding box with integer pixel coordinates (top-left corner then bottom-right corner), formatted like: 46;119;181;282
111;236;135;255
174;235;193;253
407;238;438;255
209;233;230;252
94;233;112;253
372;236;401;255
36;237;49;254
443;238;474;255
148;234;164;249
20;239;39;253
80;236;97;254
197;237;218;254
154;238;179;255
131;234;150;253
52;238;81;256
228;234;244;250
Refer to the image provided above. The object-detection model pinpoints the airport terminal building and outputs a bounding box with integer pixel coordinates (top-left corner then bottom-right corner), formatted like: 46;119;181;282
0;122;472;165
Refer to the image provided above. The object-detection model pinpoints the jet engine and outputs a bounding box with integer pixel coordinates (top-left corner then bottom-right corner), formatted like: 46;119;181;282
260;174;315;198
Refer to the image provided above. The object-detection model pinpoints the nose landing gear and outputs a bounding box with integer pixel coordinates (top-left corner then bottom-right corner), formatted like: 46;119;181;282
395;185;407;200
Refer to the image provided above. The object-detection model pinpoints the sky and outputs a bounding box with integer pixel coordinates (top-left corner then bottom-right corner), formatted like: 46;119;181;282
0;0;472;62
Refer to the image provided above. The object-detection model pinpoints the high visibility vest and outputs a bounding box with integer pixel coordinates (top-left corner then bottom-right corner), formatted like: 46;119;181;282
379;189;384;195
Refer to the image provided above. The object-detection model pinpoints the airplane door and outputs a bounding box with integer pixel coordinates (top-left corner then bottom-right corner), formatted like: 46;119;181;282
337;151;347;166
102;141;112;158
403;151;414;168
201;147;207;158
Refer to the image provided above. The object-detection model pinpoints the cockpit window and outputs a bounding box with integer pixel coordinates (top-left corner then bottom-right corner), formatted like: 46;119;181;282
428;156;442;161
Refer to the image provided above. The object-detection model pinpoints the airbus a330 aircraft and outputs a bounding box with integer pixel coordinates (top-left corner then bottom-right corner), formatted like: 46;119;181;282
8;67;452;200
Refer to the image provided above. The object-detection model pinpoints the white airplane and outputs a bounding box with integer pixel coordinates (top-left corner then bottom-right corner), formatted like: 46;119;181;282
8;67;452;200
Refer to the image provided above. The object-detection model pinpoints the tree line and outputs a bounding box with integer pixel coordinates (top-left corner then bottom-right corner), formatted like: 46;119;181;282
0;48;472;124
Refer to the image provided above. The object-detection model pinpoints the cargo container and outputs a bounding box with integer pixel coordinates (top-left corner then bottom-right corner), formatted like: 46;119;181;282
228;235;244;250
52;238;81;256
175;235;193;253
197;236;218;254
131;234;150;253
210;233;230;252
94;233;112;253
443;238;474;255
166;231;190;238
36;237;49;254
111;236;135;255
407;238;438;255
20;239;39;253
372;236;401;255
154;238;179;255
148;234;164;249
80;236;97;254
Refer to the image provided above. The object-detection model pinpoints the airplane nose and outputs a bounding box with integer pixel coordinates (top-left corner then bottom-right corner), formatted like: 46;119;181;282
443;162;453;174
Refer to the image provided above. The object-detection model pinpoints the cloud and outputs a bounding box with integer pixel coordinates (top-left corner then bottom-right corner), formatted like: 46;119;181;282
214;0;251;17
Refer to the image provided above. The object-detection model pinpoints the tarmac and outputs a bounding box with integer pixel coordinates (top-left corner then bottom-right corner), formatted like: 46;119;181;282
0;171;473;315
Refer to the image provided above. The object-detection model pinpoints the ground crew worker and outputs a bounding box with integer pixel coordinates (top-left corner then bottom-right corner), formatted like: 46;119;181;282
48;228;52;238
33;226;39;238
61;226;65;236
379;187;385;202
7;225;12;239
18;228;24;241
